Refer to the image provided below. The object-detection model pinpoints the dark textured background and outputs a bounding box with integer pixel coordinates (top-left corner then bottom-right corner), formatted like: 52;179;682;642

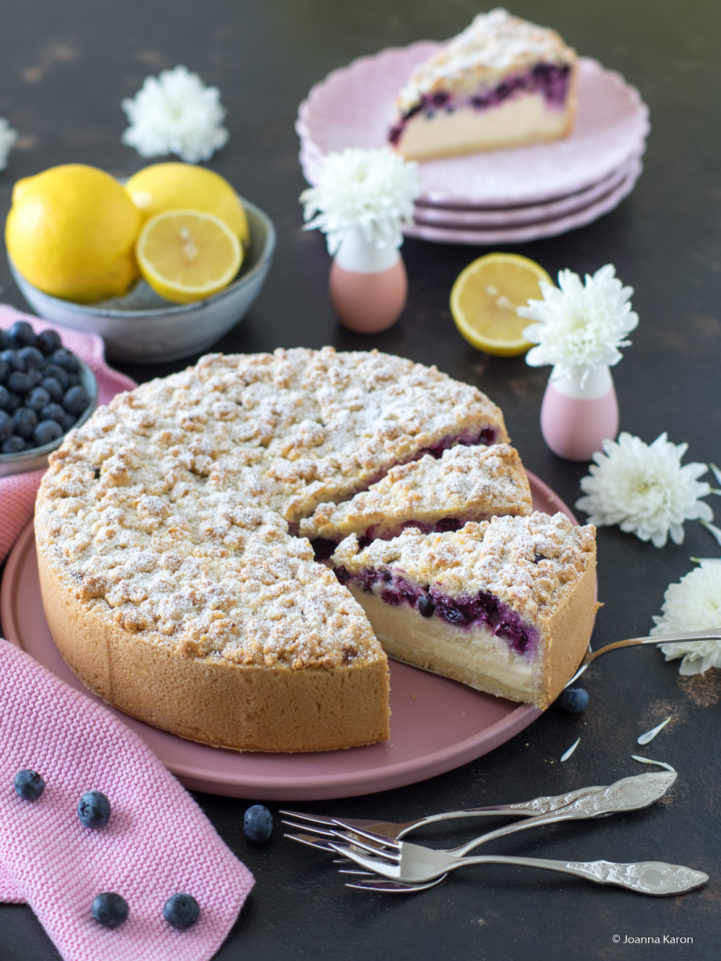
0;2;719;958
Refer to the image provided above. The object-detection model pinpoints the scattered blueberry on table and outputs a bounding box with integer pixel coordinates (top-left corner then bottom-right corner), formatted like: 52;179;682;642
558;686;590;713
13;769;46;801
0;320;90;454
163;893;201;930
91;892;129;929
243;804;274;843
77;790;112;829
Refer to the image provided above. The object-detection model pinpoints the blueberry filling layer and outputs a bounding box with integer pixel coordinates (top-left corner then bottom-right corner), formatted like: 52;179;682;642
335;566;538;657
389;61;572;146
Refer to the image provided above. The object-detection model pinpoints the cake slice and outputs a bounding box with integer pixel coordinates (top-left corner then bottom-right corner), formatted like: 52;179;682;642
331;511;596;709
389;8;578;160
299;443;532;546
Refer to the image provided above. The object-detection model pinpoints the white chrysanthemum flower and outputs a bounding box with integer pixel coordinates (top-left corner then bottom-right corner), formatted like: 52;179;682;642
651;560;721;674
518;264;638;381
0;118;18;171
300;148;421;254
576;432;713;547
121;65;228;163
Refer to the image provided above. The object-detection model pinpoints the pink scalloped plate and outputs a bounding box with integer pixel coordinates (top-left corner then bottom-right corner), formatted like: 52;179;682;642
402;158;642;244
297;44;649;207
0;471;585;801
410;155;639;228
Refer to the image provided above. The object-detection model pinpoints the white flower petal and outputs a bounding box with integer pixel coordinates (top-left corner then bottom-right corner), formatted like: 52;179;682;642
0;117;18;171
300;148;420;253
121;65;228;162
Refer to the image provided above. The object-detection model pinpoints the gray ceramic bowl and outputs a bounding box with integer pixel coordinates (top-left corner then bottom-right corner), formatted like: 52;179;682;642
0;357;98;477
8;198;276;365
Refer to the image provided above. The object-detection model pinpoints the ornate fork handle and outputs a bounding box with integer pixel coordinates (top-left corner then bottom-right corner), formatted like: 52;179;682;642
453;855;708;895
450;770;677;857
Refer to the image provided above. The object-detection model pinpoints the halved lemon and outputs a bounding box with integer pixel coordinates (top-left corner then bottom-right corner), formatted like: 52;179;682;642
136;209;243;304
450;252;552;356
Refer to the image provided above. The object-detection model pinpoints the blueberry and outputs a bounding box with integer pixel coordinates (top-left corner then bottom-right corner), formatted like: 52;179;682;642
33;419;63;446
163;893;200;930
243;803;273;842
0;385;9;409
0;358;8;383
63;384;89;416
78;790;111;829
0;329;10;350
7;320;36;347
417;593;435;618
40;402;67;424
558;686;590;713
1;348;25;372
7;370;32;395
18;345;44;370
91;892;128;928
14;769;46;801
2;435;27;453
13;406;38;439
40;376;64;402
50;347;79;373
0;410;12;441
3;390;21;414
27;386;51;411
36;329;62;354
45;364;70;389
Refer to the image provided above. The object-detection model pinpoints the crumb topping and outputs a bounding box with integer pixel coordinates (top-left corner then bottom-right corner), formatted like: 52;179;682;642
36;348;507;668
397;8;576;112
300;443;531;540
331;511;596;623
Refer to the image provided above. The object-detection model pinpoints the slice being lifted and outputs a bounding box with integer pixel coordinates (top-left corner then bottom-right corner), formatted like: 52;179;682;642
331;511;597;709
299;443;532;545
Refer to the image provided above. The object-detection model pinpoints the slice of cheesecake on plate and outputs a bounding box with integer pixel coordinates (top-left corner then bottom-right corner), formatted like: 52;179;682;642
389;8;578;160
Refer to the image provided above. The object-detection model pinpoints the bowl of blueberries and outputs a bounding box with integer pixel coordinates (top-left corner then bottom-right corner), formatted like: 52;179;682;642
0;319;98;477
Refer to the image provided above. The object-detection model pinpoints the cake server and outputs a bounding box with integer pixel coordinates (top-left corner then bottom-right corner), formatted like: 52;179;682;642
565;628;721;688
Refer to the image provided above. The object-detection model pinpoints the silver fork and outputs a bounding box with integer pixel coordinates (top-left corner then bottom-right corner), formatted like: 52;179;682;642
280;782;607;846
566;628;721;687
332;836;708;896
281;769;675;852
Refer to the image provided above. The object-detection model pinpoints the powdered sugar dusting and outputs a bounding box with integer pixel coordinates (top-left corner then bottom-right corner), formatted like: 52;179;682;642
36;348;507;669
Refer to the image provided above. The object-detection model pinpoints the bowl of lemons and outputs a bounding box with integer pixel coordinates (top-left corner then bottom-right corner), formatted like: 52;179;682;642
6;163;276;364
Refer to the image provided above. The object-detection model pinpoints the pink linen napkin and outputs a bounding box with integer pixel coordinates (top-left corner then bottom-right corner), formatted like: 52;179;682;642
0;639;254;961
0;306;135;564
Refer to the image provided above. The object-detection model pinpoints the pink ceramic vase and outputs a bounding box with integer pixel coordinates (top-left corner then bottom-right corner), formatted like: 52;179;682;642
540;366;619;461
329;229;407;334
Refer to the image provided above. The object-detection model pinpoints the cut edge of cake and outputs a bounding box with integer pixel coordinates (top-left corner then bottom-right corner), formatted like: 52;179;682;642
331;511;597;709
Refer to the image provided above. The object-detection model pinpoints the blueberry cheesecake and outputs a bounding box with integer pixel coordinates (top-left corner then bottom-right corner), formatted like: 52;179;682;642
389;8;578;160
331;512;597;709
34;348;511;753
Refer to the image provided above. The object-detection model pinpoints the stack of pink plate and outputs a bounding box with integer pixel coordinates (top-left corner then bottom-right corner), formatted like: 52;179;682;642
297;43;650;245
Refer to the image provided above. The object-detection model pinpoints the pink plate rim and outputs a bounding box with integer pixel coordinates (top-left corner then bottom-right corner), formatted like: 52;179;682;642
1;471;583;801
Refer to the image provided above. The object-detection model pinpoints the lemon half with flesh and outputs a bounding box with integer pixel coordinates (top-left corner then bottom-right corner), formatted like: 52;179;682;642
136;209;243;304
450;252;552;356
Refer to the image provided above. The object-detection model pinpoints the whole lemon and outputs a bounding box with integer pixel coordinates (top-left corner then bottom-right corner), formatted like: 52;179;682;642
125;163;249;246
6;164;142;303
